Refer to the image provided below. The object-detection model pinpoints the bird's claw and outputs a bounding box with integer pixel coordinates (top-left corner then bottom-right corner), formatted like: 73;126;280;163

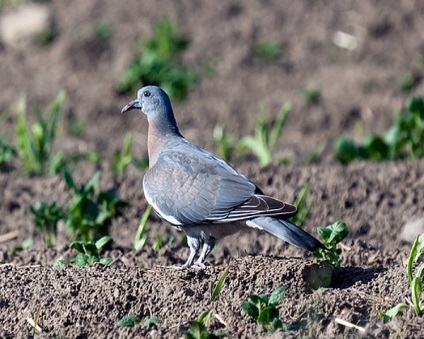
192;261;208;270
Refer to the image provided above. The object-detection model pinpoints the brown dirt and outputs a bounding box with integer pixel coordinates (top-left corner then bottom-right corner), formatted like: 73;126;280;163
1;0;424;338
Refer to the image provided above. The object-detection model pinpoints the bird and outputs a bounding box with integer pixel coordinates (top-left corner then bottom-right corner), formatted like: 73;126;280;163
121;85;325;268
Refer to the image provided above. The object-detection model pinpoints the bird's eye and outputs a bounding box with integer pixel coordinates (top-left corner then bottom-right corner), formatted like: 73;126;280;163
143;91;151;97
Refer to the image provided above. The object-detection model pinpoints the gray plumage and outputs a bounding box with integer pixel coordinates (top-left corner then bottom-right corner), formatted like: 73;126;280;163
121;86;325;268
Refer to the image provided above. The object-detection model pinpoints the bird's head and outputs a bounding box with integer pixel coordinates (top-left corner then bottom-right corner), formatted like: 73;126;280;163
121;86;180;135
121;85;169;116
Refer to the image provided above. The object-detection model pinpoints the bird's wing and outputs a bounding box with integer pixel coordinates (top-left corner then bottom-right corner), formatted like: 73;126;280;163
210;194;297;223
143;151;256;225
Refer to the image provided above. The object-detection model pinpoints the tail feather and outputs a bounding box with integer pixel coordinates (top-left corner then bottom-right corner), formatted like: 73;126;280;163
247;216;325;251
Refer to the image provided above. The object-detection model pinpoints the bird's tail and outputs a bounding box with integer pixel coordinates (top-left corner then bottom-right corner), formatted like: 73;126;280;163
247;216;325;251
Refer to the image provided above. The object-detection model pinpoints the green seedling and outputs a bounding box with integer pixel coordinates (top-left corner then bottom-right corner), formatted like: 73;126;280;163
94;21;113;39
379;234;424;321
335;96;424;164
0;136;17;171
144;317;161;328
57;236;112;267
242;286;293;332
117;17;197;101
64;171;127;242
16;91;66;175
185;310;225;339
290;182;313;228
303;89;321;106
252;40;282;60
152;235;164;251
112;133;132;178
210;265;230;302
312;220;348;267
238;102;292;166
134;205;152;250
30;201;64;247
115;315;141;328
378;303;409;323
34;27;59;47
213;125;235;162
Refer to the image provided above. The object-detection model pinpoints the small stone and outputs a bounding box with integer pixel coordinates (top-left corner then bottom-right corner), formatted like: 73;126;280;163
0;3;52;48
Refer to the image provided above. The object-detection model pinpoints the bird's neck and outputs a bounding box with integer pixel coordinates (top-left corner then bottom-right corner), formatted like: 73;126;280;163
148;118;182;167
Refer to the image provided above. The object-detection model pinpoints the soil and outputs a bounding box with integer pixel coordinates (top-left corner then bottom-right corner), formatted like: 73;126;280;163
1;0;424;338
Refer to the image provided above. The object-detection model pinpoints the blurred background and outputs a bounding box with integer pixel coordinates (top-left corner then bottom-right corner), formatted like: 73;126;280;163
0;0;423;170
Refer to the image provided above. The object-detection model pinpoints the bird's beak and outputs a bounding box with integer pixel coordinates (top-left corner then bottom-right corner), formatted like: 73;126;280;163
121;99;141;114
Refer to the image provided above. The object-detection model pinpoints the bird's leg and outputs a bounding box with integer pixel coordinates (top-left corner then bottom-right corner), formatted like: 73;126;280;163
193;238;215;269
179;235;200;268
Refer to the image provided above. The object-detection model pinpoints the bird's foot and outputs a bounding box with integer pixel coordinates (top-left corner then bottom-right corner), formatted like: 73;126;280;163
192;260;208;270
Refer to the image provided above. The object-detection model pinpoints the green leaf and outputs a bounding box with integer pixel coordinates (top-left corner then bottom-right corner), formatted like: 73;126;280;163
143;317;160;328
86;171;101;192
378;303;409;323
268;286;286;306
64;171;75;190
186;321;204;339
115;315;141;328
99;257;113;266
197;309;213;325
241;301;259;320
210;265;230;302
408;97;424;118
53;259;68;269
411;277;423;316
334;138;357;164
407;234;424;283
74;253;89;266
95;236;112;249
249;293;268;306
363;135;390;160
134;236;148;251
134;205;152;250
70;241;84;253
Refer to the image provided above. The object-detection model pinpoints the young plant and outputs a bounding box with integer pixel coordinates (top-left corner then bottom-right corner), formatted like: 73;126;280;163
56;236;112;267
152;235;164;251
290;182;313;228
312;220;348;267
185;310;225;339
238;102;292;166
94;21;113;40
143;317;161;329
303;89;321;106
30;201;64;247
117;17;197;101
213;125;236;162
379;234;424;322
0;136;17;171
112;133;132;178
116;315;141;328
210;265;230;302
335;96;424;164
241;286;292;332
134;205;152;250
16;91;66;175
64;171;127;242
252;40;282;60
